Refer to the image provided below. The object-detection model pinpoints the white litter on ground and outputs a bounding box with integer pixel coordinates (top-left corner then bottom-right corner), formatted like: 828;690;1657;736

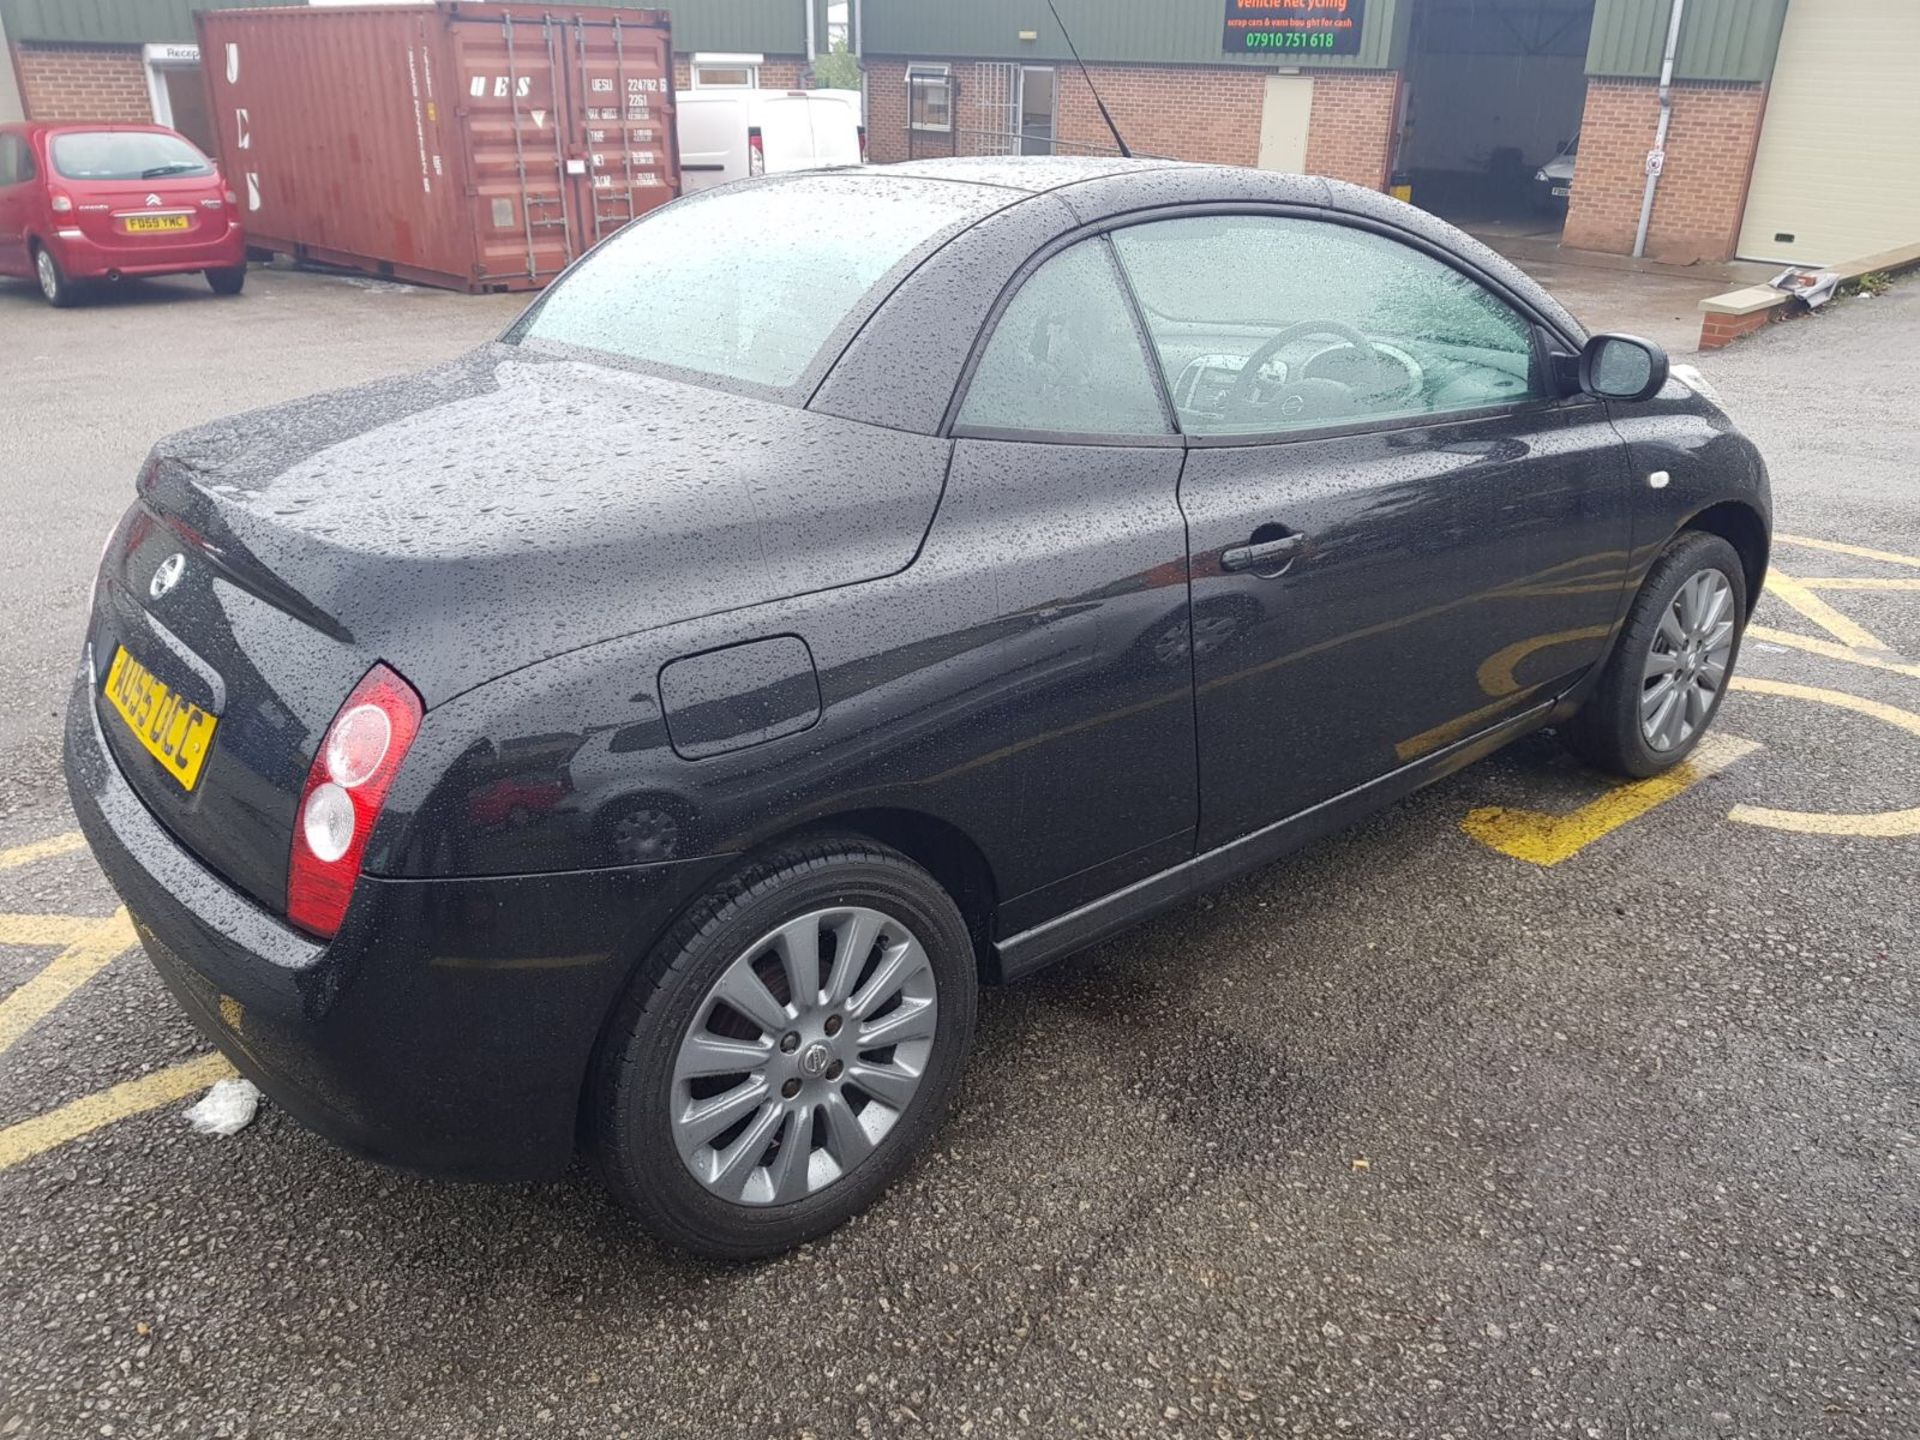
184;1077;263;1137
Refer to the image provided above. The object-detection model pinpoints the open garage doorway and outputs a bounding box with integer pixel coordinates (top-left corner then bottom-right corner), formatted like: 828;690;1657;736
1399;0;1594;241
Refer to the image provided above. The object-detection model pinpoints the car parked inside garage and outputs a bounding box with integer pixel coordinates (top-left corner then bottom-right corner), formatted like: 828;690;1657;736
66;158;1770;1258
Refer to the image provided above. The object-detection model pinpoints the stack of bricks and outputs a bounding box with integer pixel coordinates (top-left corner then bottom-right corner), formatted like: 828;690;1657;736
1561;78;1767;265
15;43;153;124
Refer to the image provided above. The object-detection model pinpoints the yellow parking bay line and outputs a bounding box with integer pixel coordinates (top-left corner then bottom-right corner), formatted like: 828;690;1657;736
1726;678;1920;838
0;831;86;873
1764;570;1891;653
0;913;106;948
1745;626;1920;681
1789;577;1920;592
0;909;138;1056
1773;533;1920;570
0;1052;234;1171
1462;731;1762;866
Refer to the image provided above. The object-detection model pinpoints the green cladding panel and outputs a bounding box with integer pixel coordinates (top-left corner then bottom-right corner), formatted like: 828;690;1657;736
1586;0;1788;83
864;0;1408;70
0;0;298;46
650;0;808;55
0;0;811;55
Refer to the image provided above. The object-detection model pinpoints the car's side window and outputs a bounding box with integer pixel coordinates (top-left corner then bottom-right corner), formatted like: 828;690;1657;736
16;139;36;183
0;137;19;186
957;237;1173;438
1110;216;1545;438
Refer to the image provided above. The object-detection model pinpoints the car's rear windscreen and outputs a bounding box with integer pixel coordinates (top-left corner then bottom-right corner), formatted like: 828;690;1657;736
51;131;213;181
510;174;1001;390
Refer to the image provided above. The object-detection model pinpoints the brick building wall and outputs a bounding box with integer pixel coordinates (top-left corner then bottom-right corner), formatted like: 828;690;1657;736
865;61;910;163
863;60;1059;163
864;57;1403;188
1302;71;1401;191
1561;78;1768;264
864;60;1041;165
670;55;808;93
13;42;153;124
1053;64;1265;166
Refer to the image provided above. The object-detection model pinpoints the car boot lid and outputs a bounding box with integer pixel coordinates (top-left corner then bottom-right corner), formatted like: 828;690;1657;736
137;347;951;705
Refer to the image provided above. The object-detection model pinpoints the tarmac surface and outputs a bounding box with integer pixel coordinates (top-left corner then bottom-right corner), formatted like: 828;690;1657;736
2;263;1916;1439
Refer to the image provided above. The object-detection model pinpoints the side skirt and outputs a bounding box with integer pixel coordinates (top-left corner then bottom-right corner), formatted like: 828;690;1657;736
992;700;1556;981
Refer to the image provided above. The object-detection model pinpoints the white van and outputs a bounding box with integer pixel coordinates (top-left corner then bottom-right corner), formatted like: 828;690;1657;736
675;89;864;193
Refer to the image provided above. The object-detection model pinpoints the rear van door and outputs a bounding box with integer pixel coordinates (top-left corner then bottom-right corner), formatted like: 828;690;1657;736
754;94;820;174
803;94;862;170
675;92;746;192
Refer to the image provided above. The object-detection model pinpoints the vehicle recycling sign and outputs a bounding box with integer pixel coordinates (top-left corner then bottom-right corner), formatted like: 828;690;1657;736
1223;0;1366;55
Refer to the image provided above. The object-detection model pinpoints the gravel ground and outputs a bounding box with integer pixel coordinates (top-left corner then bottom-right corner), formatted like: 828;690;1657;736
1;265;1916;1440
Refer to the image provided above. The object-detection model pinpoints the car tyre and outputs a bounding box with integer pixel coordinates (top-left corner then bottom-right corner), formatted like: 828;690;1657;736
1561;530;1748;779
206;265;247;297
591;835;978;1260
34;244;76;308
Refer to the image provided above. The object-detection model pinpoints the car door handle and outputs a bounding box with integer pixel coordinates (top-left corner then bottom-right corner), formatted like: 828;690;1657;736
1221;532;1304;574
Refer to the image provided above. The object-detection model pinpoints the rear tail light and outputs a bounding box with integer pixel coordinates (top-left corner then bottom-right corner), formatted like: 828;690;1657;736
50;192;73;214
287;663;423;937
747;127;765;177
858;125;868;163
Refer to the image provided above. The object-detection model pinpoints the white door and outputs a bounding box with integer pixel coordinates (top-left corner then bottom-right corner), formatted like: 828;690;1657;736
1019;68;1055;155
1736;0;1920;265
1257;75;1315;174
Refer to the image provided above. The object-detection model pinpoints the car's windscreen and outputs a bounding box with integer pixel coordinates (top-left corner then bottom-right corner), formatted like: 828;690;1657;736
50;131;213;181
511;176;1001;389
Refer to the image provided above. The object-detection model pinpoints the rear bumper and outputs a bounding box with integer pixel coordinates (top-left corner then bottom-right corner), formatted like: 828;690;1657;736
49;221;246;279
62;661;723;1182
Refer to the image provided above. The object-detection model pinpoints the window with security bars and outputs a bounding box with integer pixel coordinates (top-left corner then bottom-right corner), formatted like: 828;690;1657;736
908;67;952;131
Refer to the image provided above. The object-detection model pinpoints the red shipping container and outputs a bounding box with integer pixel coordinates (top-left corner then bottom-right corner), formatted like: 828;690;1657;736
195;2;679;292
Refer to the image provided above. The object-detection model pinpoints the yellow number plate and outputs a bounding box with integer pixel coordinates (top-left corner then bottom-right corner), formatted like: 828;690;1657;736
103;646;218;791
124;215;190;233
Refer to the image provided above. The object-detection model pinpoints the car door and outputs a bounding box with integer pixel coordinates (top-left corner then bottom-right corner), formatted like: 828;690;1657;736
0;133;29;276
945;233;1198;925
1109;213;1634;848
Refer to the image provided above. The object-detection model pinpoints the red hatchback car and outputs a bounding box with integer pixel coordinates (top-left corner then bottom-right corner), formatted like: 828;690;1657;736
0;122;246;306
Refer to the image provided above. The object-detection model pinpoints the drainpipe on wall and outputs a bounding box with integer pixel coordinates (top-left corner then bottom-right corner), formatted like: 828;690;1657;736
1632;0;1687;259
851;0;865;125
805;0;816;65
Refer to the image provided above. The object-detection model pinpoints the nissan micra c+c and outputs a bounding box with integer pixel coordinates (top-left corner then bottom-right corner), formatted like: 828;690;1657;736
67;159;1770;1258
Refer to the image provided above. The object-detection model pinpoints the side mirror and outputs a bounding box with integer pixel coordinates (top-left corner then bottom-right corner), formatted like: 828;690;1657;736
1579;333;1669;402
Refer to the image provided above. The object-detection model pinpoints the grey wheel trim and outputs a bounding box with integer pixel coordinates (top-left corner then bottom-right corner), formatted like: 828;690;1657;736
670;905;938;1206
35;248;59;301
1641;567;1735;752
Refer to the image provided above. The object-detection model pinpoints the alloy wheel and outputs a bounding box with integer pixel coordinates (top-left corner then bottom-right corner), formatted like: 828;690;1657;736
1641;568;1735;751
35;249;60;303
670;905;939;1206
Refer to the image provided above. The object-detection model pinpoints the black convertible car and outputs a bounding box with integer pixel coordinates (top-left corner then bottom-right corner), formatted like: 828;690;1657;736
66;158;1769;1257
